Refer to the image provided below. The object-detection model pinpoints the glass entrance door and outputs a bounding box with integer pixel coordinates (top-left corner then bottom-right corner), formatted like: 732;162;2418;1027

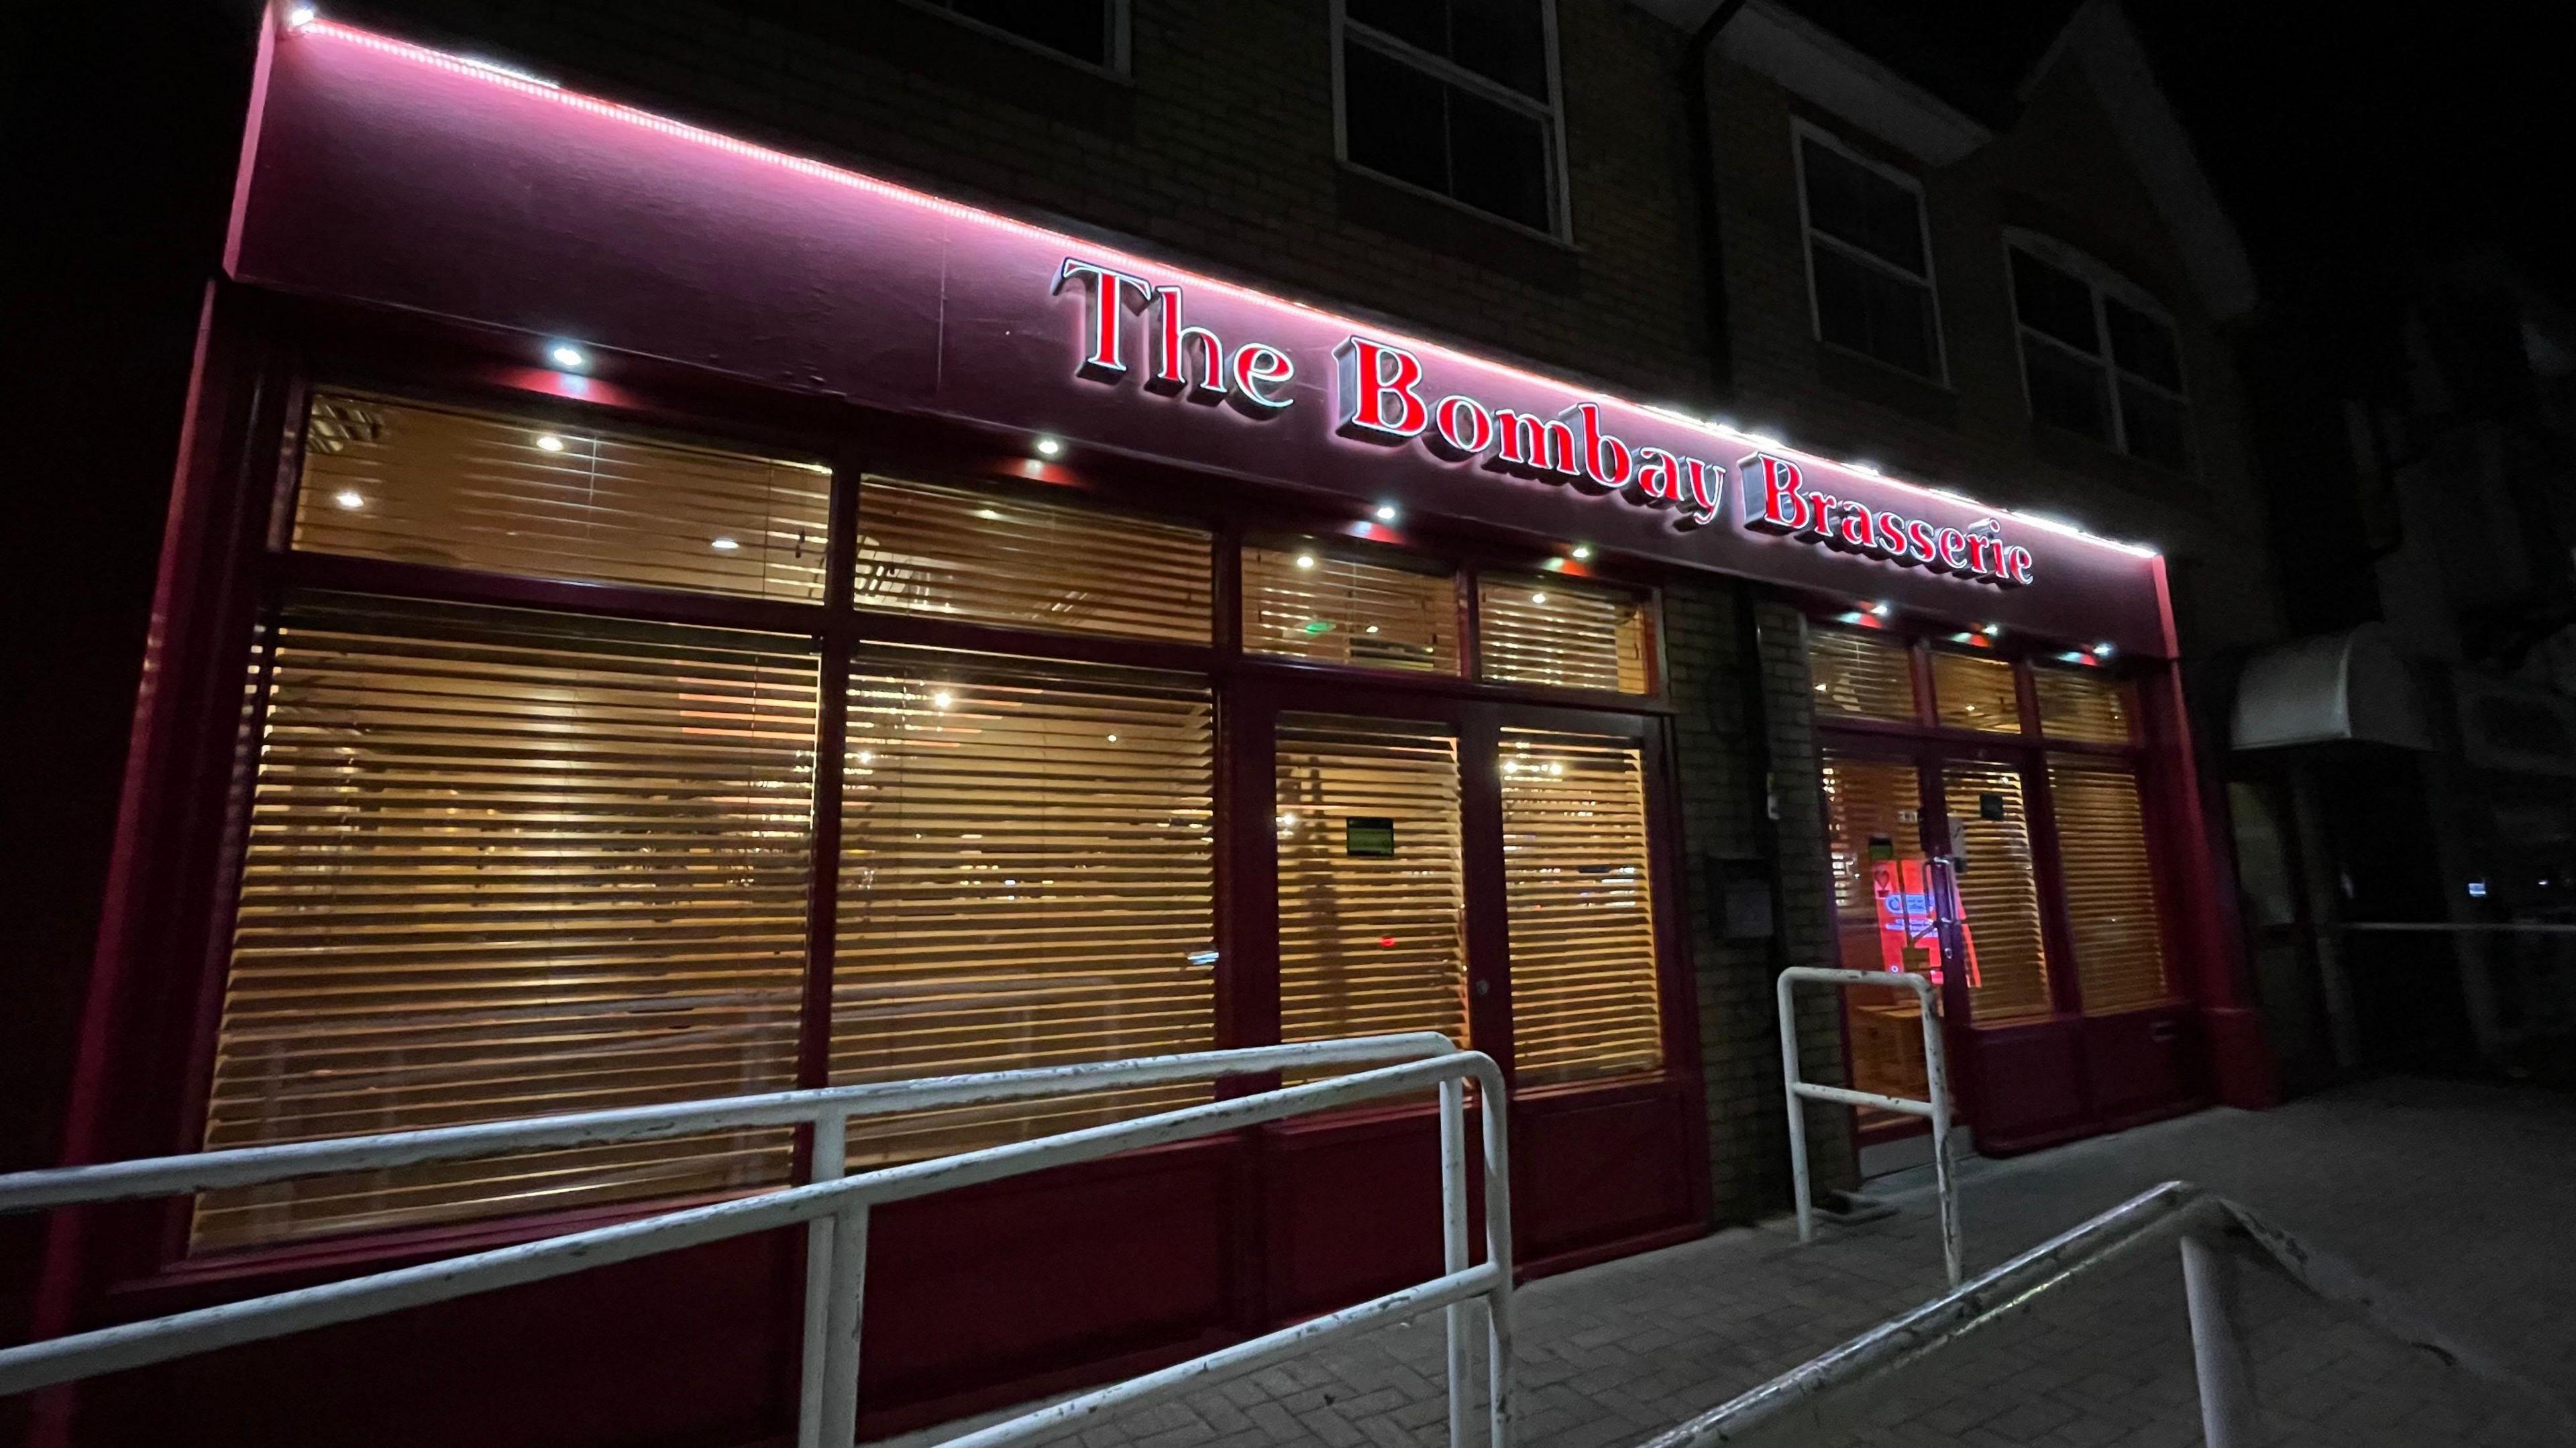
1271;712;1472;1051
1823;746;2074;1138
1819;748;1943;1130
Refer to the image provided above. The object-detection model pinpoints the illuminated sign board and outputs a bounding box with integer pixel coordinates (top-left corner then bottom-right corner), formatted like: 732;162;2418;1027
1058;256;2031;586
236;21;2182;651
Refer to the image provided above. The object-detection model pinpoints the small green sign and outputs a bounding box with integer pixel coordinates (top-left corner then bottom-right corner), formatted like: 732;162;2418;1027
1346;816;1396;857
1867;834;1896;862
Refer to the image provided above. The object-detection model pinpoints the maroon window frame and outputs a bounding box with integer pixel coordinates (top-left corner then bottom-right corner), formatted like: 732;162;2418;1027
62;290;1712;1302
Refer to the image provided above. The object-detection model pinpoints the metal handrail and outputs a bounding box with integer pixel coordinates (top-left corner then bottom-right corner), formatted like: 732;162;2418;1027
1634;1179;2576;1448
0;1035;1515;1448
1776;967;1959;1285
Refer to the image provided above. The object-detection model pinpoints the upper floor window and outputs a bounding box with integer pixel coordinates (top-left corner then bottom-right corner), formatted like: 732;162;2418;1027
910;0;1126;72
2006;233;2191;471
1794;123;1943;381
1337;0;1566;237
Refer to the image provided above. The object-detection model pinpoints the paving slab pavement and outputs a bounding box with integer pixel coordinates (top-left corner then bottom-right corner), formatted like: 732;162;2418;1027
878;1077;2576;1447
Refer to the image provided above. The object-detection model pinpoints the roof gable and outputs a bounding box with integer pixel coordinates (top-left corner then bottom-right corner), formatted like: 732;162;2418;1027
2022;0;2257;317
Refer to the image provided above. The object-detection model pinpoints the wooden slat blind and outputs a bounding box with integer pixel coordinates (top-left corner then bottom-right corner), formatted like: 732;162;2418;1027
294;391;830;602
1274;715;1470;1052
1475;575;1653;694
1819;750;1936;1115
836;651;1217;1164
1499;730;1664;1087
1941;761;2055;1023
2033;666;2135;743
194;596;816;1251
853;476;1213;643
2048;757;2174;1012
1821;750;1929;974
1243;545;1460;673
1931;651;2022;734
1808;626;1917;722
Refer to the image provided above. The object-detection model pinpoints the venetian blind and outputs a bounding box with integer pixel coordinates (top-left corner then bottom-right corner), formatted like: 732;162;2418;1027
1808;626;1916;722
1475;575;1653;693
2033;667;2135;744
194;596;816;1251
1820;750;1929;976
2048;757;2174;1012
1931;651;2022;734
1500;731;1664;1087
835;651;1216;1165
1243;545;1461;673
1941;761;2054;1023
1819;750;1937;1114
853;476;1213;643
1274;715;1470;1052
294;390;831;602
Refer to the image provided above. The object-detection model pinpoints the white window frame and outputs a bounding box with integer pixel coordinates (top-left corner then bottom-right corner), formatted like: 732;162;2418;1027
1330;0;1575;243
1790;119;1948;385
899;0;1132;80
2003;228;2192;471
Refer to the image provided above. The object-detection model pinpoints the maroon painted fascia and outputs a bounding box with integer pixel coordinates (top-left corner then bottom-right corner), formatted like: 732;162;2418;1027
227;17;2173;658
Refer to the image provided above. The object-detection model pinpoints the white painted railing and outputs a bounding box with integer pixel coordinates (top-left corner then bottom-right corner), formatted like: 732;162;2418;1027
1630;1179;2576;1448
0;1035;1515;1448
1776;966;1960;1286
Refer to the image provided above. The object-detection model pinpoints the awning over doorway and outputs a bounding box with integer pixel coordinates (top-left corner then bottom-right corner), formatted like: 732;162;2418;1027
2231;624;2432;750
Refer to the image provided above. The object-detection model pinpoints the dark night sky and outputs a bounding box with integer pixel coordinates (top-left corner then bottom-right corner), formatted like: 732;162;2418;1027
1881;2;2576;320
2125;4;2576;315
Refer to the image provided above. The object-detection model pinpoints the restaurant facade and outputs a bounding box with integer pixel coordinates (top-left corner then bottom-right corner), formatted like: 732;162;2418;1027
19;5;2277;1444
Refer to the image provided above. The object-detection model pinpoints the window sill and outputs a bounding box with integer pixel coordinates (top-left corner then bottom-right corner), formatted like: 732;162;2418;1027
1814;340;1958;430
759;0;1136;137
1334;162;1582;295
2027;417;2198;496
890;0;1133;85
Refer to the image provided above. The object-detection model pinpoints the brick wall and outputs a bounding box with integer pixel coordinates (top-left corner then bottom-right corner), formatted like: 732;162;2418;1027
1663;580;1856;1221
338;0;1723;404
1703;48;2285;655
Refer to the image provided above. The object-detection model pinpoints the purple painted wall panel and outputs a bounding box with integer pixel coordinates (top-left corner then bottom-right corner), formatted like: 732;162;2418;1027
231;21;2174;656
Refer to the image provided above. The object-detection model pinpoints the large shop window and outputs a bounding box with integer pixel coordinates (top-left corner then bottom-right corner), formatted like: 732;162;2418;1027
1930;650;2020;734
837;654;1216;1165
1338;0;1565;235
1794;125;1943;380
1244;542;1462;673
194;385;1682;1249
1808;626;1915;722
2047;757;2175;1012
2006;235;2192;471
856;475;1213;643
296;391;832;602
195;598;817;1249
1477;573;1653;693
1500;730;1664;1085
